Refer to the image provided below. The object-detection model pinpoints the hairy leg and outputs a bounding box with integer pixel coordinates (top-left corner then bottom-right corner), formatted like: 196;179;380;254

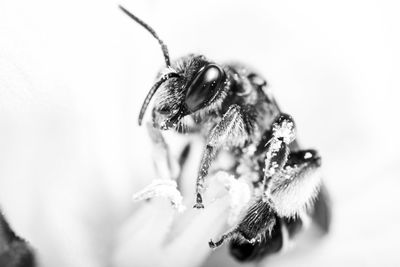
270;149;322;218
261;114;295;200
194;104;252;208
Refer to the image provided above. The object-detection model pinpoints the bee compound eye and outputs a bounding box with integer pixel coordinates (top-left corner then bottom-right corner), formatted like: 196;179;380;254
185;64;225;112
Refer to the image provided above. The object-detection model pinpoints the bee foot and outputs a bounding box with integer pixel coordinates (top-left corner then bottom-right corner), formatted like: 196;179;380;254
208;239;218;249
193;193;205;209
193;202;204;209
209;238;227;249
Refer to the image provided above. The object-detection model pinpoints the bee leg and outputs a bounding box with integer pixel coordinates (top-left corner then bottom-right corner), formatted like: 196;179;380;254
193;145;214;209
209;228;238;249
262;141;290;201
194;104;251;209
271;149;323;218
212;199;276;250
261;114;295;200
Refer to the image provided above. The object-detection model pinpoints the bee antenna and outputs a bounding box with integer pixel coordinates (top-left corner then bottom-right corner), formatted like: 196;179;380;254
119;5;171;67
138;72;179;126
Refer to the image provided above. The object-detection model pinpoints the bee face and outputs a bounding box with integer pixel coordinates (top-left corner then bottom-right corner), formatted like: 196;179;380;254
152;55;227;130
120;6;229;128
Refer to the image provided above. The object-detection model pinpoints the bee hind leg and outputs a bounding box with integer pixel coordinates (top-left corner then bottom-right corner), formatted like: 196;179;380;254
271;149;323;218
209;228;239;249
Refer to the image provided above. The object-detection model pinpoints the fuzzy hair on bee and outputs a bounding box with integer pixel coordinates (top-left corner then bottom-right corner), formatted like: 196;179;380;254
120;5;331;262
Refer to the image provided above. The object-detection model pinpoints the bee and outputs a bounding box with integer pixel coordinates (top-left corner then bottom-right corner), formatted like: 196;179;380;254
120;6;331;261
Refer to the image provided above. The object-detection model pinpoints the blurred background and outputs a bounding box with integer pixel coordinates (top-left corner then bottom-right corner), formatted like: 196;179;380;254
0;0;399;266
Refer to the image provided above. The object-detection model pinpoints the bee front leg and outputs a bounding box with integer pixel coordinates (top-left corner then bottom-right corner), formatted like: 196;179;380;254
194;104;251;209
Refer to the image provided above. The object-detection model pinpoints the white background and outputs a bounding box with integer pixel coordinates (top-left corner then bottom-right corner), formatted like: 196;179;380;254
0;0;399;266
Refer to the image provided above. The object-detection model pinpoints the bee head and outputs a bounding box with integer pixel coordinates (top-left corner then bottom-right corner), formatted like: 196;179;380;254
152;55;227;130
119;6;227;129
